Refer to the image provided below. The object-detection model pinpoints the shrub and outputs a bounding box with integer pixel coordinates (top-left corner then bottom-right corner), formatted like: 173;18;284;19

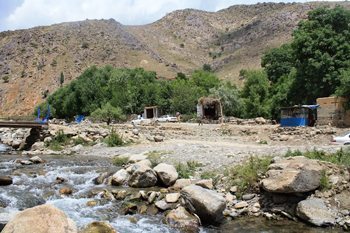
72;137;88;146
175;160;202;178
45;129;69;151
112;156;129;166
105;129;124;147
2;76;9;83
226;156;272;198
319;170;331;191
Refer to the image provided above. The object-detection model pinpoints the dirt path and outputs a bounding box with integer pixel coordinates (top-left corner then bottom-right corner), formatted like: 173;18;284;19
82;122;343;170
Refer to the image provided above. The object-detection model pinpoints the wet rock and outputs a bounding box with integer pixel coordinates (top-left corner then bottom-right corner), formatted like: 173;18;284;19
128;164;157;188
155;200;173;211
112;190;127;200
148;191;158;203
86;200;97;207
81;221;117;233
16;194;45;210
121;202;138;215
111;169;129;186
195;179;213;189
147;205;159;215
165;206;200;233
1;204;77;233
93;172;112;185
29;156;44;164
261;156;323;193
138;205;148;214
181;184;226;224
0;176;13;186
31;142;45;151
165;193;180;203
59;187;73;195
153;163;178;187
55;177;66;184
296;198;336;227
18;160;33;165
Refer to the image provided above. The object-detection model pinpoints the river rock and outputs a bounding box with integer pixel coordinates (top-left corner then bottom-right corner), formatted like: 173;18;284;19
111;169;129;186
261;156;323;193
155;200;174;211
31;142;45;151
165;206;199;233
128;154;147;163
154;135;164;142
165;193;180;203
1;204;77;233
242;194;255;201
195;179;213;189
181;184;226;224
128;164;157;188
234;201;248;209
296;198;336;226
29;156;44;164
153;163;178;186
93;172;112;185
171;179;195;190
81;221;117;233
59;187;73;195
0;176;13;186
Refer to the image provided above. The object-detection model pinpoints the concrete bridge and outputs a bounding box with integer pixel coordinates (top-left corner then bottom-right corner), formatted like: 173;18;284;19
0;121;48;150
0;121;48;129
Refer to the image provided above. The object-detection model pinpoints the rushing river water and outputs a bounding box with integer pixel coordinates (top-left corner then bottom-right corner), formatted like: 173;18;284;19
0;153;345;232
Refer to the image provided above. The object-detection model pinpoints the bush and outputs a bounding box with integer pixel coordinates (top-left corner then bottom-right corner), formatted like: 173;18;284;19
2;76;9;83
91;102;125;125
285;148;350;167
145;150;170;167
226;156;272;198
112;156;129;166
105;129;124;147
45;129;70;151
319;170;331;191
175;160;203;178
72;137;88;146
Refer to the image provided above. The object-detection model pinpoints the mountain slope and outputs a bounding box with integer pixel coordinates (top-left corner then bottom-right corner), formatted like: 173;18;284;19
0;2;349;116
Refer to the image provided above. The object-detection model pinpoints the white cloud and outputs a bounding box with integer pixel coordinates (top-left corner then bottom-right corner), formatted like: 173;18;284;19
2;0;210;30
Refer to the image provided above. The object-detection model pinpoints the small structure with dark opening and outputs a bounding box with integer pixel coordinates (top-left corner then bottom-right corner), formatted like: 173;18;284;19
280;105;319;127
144;106;158;119
197;97;222;121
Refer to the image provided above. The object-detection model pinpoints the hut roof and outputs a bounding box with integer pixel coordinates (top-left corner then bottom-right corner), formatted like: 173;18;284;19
198;97;221;105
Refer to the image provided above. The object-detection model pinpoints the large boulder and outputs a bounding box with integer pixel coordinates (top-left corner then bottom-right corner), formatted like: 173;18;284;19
111;169;129;186
261;156;323;193
0;176;12;186
1;204;77;233
128;164;157;188
153;163;178;187
181;184;226;224
81;221;117;233
165;206;199;233
296;198;336;226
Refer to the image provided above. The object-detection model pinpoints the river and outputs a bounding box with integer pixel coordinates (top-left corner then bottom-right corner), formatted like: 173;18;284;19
0;153;345;232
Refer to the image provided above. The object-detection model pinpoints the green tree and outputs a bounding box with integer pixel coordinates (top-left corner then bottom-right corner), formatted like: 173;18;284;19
261;44;295;84
336;68;350;98
190;70;220;93
241;70;270;118
91;102;125;125
59;72;64;87
291;6;350;103
209;82;243;117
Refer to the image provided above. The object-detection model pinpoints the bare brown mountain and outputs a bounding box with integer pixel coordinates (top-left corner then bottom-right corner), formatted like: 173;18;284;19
0;2;349;116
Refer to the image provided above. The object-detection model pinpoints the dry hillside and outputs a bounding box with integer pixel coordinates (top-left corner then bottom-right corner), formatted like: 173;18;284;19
0;2;349;116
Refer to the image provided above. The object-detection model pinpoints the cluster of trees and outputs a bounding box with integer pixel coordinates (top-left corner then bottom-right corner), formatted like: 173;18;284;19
258;6;350;118
39;6;350;121
38;66;243;120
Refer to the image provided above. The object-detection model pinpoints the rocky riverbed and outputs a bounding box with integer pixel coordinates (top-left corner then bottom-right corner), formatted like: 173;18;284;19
1;121;350;232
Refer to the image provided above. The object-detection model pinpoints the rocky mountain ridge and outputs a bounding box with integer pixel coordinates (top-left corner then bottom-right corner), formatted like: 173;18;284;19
0;1;349;116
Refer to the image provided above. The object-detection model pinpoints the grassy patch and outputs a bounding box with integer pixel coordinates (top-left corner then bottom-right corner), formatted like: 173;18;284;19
226;156;272;198
319;170;331;191
112;156;129;166
144;150;171;167
72;137;88;146
175;160;203;178
46;129;70;151
105;129;124;147
285;148;350;167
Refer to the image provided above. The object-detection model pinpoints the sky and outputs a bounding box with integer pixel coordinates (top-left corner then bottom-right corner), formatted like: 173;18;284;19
0;0;337;32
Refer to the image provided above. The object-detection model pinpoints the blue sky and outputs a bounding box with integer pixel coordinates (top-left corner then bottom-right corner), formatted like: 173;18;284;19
0;0;335;32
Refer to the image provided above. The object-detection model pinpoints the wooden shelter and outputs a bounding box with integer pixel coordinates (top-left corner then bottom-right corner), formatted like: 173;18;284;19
143;106;158;119
197;97;223;121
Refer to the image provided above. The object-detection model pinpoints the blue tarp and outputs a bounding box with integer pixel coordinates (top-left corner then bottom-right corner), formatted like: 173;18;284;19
280;118;309;127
